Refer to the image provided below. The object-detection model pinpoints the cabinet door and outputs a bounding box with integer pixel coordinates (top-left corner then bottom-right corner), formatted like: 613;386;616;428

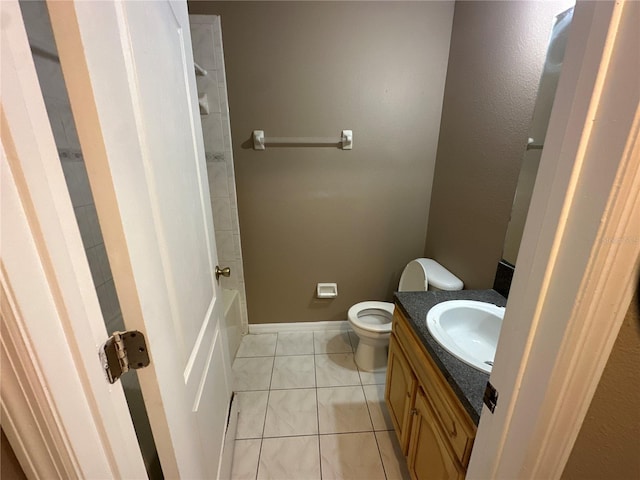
386;335;417;455
408;389;463;480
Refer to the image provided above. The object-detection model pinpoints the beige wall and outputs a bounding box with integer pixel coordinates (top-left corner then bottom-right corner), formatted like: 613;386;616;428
425;1;573;288
562;291;640;479
189;1;455;324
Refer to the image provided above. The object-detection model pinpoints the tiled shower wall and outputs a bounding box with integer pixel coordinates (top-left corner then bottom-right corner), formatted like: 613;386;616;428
191;15;249;334
21;1;125;335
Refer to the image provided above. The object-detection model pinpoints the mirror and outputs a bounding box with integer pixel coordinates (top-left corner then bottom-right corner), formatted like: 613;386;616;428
502;6;574;265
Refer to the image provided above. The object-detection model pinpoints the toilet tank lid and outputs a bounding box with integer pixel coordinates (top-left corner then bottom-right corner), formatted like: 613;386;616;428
398;258;464;291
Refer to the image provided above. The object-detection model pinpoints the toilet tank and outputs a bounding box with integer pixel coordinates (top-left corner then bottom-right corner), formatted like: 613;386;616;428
398;258;463;292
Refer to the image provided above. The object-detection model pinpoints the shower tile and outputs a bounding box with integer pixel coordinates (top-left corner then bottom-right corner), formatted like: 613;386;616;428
230;205;240;230
86;204;103;247
376;430;411;480
215;230;235;262
263;388;318;437
195;74;208;98
205;73;222;114
257;436;320;480
49;106;68;148
226;173;237;203
232;233;242;260
317;386;372;434
96;279;121;323
189;23;216;69
36;53;67;99
211;197;232;231
320;432;385;480
207;160;229;198
234;261;245;283
85;245;103;287
75;206;91;248
105;313;125;334
315;353;361;387
64;162;91;208
87;244;112;288
232;357;274;391
66;162;93;208
220;108;229;127
271;355;315;389
275;331;314;356
221;111;232;145
60;107;80;150
213;45;225;79
236;391;269;439
219;260;239;290
196;73;221;115
202;114;224;155
236;334;277;357
314;330;353;354
363;384;394;431
211;151;226;162
95;243;112;283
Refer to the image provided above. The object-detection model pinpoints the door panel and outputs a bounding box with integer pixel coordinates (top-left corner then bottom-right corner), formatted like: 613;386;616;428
47;1;231;477
121;2;217;369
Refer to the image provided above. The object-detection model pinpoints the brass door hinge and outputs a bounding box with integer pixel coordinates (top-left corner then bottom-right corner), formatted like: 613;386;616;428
100;330;150;384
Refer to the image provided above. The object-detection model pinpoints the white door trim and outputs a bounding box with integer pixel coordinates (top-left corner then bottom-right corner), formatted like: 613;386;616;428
0;162;78;480
469;1;640;478
0;1;147;478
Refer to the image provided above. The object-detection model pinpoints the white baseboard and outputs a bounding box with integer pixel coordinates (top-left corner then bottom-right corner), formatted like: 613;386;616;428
248;320;350;334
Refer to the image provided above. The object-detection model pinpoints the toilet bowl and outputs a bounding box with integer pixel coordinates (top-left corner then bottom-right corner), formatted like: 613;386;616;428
347;258;463;372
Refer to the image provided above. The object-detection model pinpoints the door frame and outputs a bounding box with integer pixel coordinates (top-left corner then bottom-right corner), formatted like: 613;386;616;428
469;0;639;477
2;0;638;479
1;1;147;478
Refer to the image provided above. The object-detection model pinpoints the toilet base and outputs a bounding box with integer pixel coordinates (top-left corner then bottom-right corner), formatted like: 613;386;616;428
354;340;389;372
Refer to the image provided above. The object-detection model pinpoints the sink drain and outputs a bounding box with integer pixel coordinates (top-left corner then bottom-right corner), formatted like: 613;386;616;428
484;360;494;366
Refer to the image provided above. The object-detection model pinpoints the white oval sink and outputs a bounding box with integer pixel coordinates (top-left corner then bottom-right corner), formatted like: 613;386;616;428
426;300;505;373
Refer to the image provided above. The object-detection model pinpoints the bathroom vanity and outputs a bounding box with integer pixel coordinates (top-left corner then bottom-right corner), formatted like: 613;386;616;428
385;290;506;479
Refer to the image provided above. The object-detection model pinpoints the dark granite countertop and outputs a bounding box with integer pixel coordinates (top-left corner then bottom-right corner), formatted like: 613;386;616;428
393;289;507;425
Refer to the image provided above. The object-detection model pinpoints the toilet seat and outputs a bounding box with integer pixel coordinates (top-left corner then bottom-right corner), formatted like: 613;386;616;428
347;258;463;372
347;301;394;333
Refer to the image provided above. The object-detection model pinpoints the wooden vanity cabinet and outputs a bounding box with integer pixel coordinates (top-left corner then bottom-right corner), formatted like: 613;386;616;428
385;334;417;455
408;388;464;480
385;306;477;480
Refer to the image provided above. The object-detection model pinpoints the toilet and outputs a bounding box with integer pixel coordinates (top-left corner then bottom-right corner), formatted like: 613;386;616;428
347;258;464;372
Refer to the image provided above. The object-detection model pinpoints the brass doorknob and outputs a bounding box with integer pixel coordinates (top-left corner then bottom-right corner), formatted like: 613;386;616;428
215;266;231;280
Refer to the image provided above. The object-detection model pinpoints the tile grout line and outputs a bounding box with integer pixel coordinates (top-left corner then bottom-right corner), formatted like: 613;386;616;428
363;380;389;480
313;333;324;480
254;333;278;480
357;351;389;479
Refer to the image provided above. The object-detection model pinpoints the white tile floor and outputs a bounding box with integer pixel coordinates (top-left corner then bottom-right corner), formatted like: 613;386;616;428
230;329;411;480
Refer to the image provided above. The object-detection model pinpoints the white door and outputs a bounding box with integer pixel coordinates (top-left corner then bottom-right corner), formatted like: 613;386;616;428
47;1;231;478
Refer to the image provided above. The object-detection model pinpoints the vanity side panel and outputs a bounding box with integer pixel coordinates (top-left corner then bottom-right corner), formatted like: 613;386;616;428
386;334;417;455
